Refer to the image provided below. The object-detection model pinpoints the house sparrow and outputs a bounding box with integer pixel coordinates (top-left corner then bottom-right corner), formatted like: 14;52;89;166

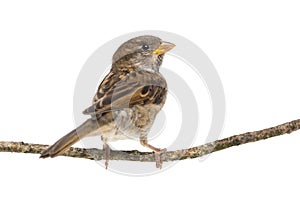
40;35;175;168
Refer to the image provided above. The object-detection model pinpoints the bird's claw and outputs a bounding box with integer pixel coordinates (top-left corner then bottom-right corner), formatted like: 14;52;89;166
154;148;167;169
103;143;110;169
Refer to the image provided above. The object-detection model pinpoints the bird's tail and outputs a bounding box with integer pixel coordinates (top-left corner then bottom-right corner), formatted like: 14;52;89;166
40;119;99;158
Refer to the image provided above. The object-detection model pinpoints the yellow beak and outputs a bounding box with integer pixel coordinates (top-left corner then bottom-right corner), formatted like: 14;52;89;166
152;41;176;55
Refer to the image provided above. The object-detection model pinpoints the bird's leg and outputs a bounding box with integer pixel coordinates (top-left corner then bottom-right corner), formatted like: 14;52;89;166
140;137;166;169
103;143;110;169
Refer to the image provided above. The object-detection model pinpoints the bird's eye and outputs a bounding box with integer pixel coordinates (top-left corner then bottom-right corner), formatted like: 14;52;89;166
142;44;149;50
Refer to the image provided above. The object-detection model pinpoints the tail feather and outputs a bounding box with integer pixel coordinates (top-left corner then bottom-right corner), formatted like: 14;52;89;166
40;129;79;158
40;119;99;158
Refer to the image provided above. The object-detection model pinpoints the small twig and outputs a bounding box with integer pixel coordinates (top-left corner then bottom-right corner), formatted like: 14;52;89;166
0;119;299;162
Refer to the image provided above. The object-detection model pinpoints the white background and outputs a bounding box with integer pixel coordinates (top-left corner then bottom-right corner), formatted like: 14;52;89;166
0;1;300;203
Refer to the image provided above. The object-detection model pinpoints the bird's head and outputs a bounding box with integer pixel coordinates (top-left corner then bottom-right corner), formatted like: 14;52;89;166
112;35;175;72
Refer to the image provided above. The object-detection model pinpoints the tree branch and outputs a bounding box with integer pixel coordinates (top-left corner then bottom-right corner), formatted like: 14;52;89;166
0;119;299;162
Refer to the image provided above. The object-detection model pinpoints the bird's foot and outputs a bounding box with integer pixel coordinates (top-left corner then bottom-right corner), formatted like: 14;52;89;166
139;137;166;169
103;143;110;169
154;148;167;169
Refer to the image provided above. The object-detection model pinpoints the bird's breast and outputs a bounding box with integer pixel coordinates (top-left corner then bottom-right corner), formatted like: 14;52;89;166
98;104;162;142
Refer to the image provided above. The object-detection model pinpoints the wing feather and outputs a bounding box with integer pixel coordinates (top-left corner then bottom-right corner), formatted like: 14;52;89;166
83;70;167;118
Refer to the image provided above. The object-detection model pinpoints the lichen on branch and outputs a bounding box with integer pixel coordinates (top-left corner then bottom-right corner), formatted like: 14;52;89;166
0;119;299;162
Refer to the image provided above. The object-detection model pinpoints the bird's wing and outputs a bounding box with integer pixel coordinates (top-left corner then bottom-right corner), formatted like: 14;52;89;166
83;70;167;117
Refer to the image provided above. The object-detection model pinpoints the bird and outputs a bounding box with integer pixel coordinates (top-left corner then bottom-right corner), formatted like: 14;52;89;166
40;35;175;168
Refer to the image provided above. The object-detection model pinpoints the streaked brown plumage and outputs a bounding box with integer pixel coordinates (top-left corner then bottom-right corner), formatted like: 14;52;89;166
40;35;175;168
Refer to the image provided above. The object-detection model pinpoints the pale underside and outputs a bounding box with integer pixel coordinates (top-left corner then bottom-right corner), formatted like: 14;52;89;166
82;104;162;142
